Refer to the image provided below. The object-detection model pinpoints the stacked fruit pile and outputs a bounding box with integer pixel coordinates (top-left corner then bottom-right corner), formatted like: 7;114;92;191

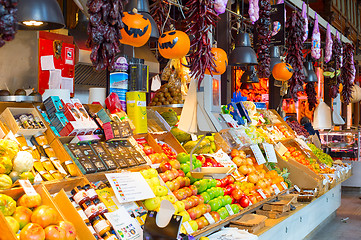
0;191;76;239
284;146;321;173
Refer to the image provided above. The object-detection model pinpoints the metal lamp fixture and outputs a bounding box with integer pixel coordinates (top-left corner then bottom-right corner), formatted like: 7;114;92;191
270;46;283;87
17;0;65;30
240;65;258;89
304;61;318;83
229;32;258;66
125;0;160;38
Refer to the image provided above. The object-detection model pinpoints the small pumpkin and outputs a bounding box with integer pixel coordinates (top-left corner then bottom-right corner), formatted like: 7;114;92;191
272;62;293;81
120;11;152;47
205;48;228;75
158;30;190;59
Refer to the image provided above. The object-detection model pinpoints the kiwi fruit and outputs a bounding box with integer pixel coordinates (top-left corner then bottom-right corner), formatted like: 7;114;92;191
15;89;27;96
0;90;11;96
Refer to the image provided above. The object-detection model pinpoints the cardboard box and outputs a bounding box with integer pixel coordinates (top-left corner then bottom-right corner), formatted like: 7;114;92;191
126;91;147;134
43;96;64;118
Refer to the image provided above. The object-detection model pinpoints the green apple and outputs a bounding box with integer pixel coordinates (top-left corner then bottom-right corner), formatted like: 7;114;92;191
193;159;202;169
180;163;191;174
177;153;189;164
186;172;199;184
141;170;151;179
200;192;211;203
231;204;240;214
144;197;161;211
148;168;159;178
174;201;185;212
217;207;229;220
154;185;168;197
224;195;232;205
210;179;217;188
208;199;221;212
166;195;177;204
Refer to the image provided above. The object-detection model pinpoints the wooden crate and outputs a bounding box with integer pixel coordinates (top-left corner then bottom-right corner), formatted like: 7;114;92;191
151;132;186;154
230;214;267;233
0;107;47;136
262;200;291;212
133;133;164;153
256;209;289;219
278;194;298;204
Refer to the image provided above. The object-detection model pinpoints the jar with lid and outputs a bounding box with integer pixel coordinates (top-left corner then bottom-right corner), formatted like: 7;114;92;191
71;186;89;205
82;200;99;221
70;200;89;224
34;133;48;146
93;198;108;216
92;215;110;236
19;114;33;129
86;222;101;239
83;184;98;201
15;134;28;147
43;145;56;158
40;157;55;171
101;231;118;240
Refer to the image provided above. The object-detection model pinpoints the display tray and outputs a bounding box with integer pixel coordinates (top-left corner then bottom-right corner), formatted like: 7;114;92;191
0;95;42;103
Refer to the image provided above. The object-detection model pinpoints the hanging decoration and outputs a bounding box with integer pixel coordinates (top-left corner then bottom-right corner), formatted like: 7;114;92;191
249;0;259;24
341;43;355;105
311;13;321;60
119;10;152;47
185;0;219;89
305;82;317;111
214;0;228;15
150;0;172;33
272;62;293;81
0;0;18;47
329;31;342;98
301;2;308;43
285;10;306;100
87;0;127;71
325;23;333;63
255;0;271;78
158;30;190;59
205;47;228;75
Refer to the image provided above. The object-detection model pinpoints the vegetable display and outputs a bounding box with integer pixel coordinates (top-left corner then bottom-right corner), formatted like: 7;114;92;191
285;11;306;100
185;0;219;89
329;31;342;98
86;0;126;71
150;0;172;33
308;143;333;167
286;119;309;138
255;0;271;78
311;14;321;60
325;23;333;63
0;0;17;47
341;43;355;105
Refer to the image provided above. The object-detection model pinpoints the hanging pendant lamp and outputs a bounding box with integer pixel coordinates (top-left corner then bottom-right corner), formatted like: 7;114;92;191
229;32;258;66
240;66;258;89
17;0;65;30
125;0;159;38
304;61;318;83
270;46;283;87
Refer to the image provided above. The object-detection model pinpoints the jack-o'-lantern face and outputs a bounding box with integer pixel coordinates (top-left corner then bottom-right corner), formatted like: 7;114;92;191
272;62;293;81
120;11;152;47
205;48;228;75
158;30;190;59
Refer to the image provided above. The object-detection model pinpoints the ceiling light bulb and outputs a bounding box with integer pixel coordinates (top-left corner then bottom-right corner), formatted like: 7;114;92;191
22;20;44;26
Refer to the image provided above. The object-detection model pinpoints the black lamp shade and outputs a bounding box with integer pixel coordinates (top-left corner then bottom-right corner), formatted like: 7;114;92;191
17;0;65;30
241;66;259;84
270;46;282;72
229;33;258;66
125;0;159;38
304;62;318;83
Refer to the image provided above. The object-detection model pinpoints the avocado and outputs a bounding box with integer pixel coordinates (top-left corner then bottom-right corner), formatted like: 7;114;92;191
14;89;27;96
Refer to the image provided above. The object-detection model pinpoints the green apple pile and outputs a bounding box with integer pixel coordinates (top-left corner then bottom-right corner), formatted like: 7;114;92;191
0;192;76;240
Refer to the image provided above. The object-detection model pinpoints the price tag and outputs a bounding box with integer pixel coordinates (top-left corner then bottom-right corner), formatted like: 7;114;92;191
257;189;267;199
275;142;288;156
294;185;301;192
19;180;38;196
337;171;341;178
204;213;216;224
183;221;194;234
225;204;235;215
280;182;288;190
272;184;281;194
295;138;312;151
191;134;198;141
52;161;68;175
250;144;266;165
262;143;277;163
33;173;43;183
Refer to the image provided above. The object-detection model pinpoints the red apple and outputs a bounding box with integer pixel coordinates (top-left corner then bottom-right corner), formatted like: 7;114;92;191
210;211;221;222
176;177;186;188
164;170;175;181
183;187;193;198
44;225;66;240
239;196;251;208
205;203;212;213
182;199;192;210
159;173;169;182
169;160;181;170
196;155;206;164
159;161;172;172
12;206;32;229
172;179;181;191
216;179;222;187
58;221;77;240
232;189;245;201
143;146;155;155
187;209;197;220
189;185;198;196
178;170;185;177
171;169;180;178
197;195;205;204
20;223;45;240
189;195;200;206
226;175;235;184
31;205;59;228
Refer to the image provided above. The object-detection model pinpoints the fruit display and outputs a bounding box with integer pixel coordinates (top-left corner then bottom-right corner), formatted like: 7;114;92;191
286;119;310;138
308;143;333;167
149;83;184;106
135;138;167;164
0;191;77;240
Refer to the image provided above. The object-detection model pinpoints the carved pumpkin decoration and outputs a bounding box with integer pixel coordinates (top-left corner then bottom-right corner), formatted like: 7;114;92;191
158;30;190;59
120;11;152;47
272;62;293;81
205;48;228;75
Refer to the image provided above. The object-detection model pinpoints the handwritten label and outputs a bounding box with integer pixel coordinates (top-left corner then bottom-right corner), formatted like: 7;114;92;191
272;184;281;194
257;189;267;199
250;144;266;165
204;213;216;224
19;180;38;196
280;182;288;190
225;204;235;215
183;221;194;234
294;185;301;192
275;142;288;156
263;143;278;163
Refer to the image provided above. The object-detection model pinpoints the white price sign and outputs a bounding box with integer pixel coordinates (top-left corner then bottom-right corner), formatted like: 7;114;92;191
280;182;288;190
19;180;38;196
225;204;235;215
204;213;216;224
294;185;301;192
250;144;266;165
272;184;281;194
263;143;278;163
257;189;267;199
183;221;194;234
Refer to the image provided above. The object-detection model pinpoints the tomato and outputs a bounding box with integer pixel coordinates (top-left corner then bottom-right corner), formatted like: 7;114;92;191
31;205;59;228
44;225;66;240
20;223;45;240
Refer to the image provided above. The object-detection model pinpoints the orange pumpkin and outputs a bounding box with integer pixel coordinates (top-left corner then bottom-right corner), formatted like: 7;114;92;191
272;62;293;81
205;48;228;75
120;11;152;47
158;30;190;59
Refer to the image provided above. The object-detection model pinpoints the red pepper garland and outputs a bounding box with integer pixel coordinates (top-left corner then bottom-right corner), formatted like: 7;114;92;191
86;0;127;71
0;0;18;47
150;0;172;33
305;82;317;110
285;11;306;101
329;34;342;98
255;0;271;78
341;43;355;105
185;0;219;89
